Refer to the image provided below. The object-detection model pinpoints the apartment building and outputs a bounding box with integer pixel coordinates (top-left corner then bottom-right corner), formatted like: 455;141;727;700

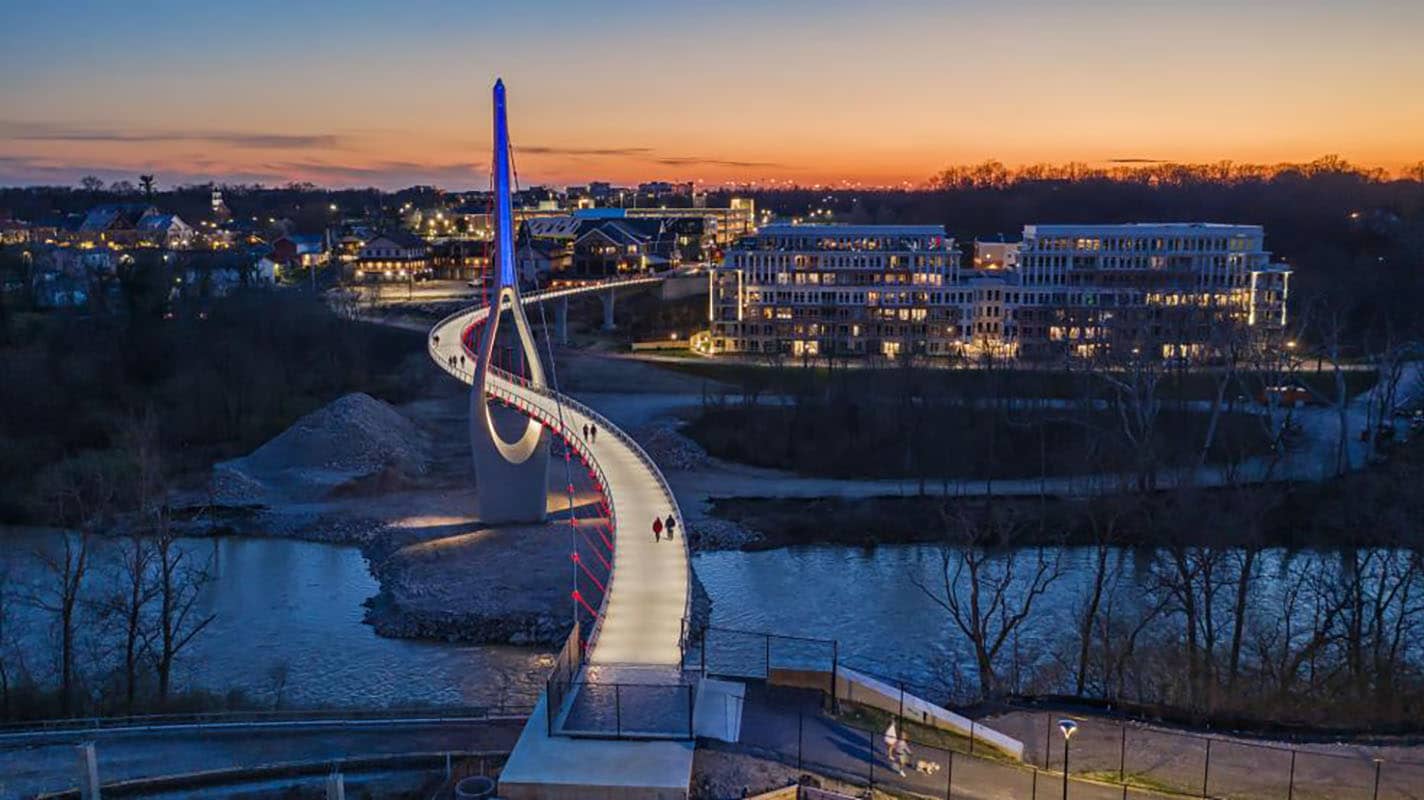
707;222;1290;363
706;224;962;359
1013;223;1289;360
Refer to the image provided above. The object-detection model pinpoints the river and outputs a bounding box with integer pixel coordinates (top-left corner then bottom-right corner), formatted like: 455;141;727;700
0;530;547;710
3;530;1414;711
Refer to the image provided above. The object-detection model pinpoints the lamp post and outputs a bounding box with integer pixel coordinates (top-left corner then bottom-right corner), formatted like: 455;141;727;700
1058;719;1078;800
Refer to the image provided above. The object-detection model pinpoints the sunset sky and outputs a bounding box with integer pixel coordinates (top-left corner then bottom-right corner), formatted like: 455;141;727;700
2;0;1421;189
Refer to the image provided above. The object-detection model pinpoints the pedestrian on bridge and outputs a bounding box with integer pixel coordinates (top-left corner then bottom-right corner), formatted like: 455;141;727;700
589;424;598;443
582;423;589;440
653;516;663;542
664;514;677;541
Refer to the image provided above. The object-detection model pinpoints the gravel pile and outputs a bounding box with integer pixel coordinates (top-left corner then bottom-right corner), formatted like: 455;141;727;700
212;392;431;505
632;419;711;471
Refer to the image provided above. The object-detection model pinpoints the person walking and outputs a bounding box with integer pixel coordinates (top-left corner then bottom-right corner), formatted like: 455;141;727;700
664;513;677;541
582;423;589;440
652;516;663;542
590;424;598;443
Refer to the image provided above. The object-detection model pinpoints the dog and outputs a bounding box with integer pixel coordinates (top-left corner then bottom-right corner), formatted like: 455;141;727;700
914;759;942;776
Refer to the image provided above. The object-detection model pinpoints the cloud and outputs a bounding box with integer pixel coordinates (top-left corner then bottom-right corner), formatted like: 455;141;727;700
0;153;484;189
652;155;788;169
515;142;789;171
263;159;485;186
1106;157;1167;164
0;121;343;149
518;145;655;157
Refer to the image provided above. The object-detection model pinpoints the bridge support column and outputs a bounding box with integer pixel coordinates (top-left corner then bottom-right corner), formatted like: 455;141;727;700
556;295;569;345
600;287;616;331
471;399;550;524
76;742;100;800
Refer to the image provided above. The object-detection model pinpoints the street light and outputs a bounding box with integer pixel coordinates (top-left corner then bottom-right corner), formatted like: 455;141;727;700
1058;719;1078;800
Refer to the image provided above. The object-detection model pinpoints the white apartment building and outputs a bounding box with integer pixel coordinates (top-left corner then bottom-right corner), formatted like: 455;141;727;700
707;224;961;359
1013;223;1289;359
707;222;1291;363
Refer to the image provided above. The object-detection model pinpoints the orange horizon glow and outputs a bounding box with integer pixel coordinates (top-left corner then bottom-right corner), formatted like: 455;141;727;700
2;1;1421;189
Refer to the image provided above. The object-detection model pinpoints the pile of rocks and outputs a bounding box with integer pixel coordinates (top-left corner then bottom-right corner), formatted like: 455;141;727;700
632;419;711;471
212;392;431;505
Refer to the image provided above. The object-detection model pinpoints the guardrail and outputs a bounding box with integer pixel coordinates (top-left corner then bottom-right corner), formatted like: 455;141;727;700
0;705;532;741
428;276;693;658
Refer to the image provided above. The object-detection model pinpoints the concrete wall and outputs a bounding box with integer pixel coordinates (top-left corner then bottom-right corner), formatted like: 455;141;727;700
835;667;1024;761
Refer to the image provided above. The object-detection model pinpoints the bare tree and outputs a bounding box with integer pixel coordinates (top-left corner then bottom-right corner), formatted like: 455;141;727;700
29;455;118;716
1072;486;1134;697
914;504;1062;697
122;410;216;704
1096;345;1163;491
107;534;157;714
152;529;215;703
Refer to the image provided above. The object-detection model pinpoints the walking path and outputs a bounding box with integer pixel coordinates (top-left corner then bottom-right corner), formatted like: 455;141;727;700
428;279;689;668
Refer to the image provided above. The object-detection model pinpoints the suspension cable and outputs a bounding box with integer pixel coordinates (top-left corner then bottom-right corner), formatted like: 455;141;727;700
508;140;588;638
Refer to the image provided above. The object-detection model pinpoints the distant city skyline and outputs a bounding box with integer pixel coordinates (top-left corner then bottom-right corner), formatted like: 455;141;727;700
2;0;1421;189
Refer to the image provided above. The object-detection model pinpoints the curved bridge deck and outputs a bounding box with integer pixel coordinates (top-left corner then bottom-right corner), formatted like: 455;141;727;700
429;279;690;670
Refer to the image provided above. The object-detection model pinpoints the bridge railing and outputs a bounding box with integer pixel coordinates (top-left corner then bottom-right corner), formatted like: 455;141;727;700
550;679;695;740
492;368;692;652
0;704;533;739
430;277;692;656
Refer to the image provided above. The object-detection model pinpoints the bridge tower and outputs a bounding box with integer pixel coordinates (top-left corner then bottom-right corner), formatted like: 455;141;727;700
469;79;550;523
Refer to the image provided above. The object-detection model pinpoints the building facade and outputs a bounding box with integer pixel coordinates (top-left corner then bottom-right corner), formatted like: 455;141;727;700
352;232;431;282
706;224;962;359
707;222;1290;363
1012;223;1289;360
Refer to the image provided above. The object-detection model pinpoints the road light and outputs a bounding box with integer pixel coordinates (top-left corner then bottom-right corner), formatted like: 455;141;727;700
1058;719;1078;800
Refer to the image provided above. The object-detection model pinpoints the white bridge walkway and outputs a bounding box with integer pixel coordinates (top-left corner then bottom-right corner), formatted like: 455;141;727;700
429;278;690;670
431;278;700;798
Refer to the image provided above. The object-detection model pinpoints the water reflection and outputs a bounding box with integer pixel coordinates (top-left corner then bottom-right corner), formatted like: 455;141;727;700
1;530;544;709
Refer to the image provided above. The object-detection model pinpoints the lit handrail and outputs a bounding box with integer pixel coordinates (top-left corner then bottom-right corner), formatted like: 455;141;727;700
427;275;692;655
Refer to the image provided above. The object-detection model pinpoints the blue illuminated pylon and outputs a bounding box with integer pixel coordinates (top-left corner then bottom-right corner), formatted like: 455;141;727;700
470;78;547;472
492;78;517;289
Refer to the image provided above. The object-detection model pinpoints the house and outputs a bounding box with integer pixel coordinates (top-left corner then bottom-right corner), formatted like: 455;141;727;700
74;203;194;248
77;203;157;242
352;231;431;282
0;218;31;245
569;219;677;279
515;238;572;287
271;234;328;268
135;213;195;249
430;239;490;282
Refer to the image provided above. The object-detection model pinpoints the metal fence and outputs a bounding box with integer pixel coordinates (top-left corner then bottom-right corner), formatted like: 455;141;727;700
689;625;840;684
1000;707;1424;800
553;680;696;739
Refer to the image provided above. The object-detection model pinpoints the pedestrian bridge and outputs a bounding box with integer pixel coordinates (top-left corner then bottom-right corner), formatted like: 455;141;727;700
429;277;690;671
429;277;702;797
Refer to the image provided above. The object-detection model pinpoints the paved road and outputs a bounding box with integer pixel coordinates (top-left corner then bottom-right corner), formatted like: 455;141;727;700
429;279;690;668
0;718;523;799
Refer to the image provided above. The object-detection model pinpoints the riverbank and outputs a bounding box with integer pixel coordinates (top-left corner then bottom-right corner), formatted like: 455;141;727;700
693;433;1424;551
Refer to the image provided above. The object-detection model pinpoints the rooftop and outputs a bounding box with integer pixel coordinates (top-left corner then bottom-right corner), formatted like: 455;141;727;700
1025;222;1263;234
758;223;946;236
